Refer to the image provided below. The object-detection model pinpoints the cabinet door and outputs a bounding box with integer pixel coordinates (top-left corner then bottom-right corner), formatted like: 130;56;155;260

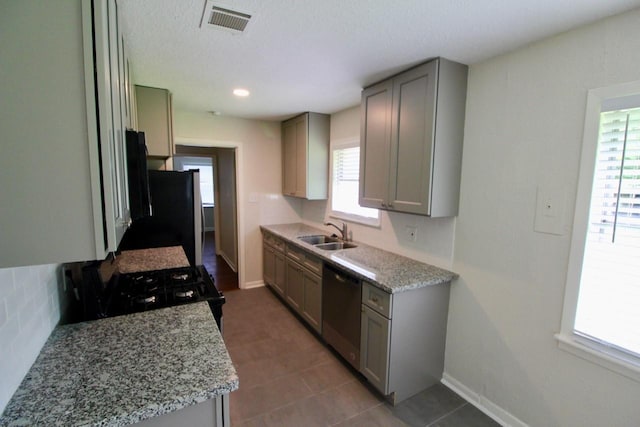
282;120;297;196
302;270;322;333
263;244;275;286
388;61;437;215
285;259;304;313
111;0;130;241
360;304;391;394
359;80;393;209
274;251;286;297
136;86;172;157
93;0;129;253
294;115;308;197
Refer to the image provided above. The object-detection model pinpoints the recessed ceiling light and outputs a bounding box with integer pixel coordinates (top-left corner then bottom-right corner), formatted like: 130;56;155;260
233;88;250;97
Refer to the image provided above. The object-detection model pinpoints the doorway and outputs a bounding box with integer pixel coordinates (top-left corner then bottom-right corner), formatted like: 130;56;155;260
174;145;239;291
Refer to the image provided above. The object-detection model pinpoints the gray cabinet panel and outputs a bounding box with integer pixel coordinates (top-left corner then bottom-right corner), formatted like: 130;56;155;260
136;85;173;158
359;80;393;209
282;120;297;195
263;234;286;297
360;304;391;394
390;62;436;214
302;270;322;333
263;244;275;285
285;258;304;313
274;251;286;297
0;0;131;267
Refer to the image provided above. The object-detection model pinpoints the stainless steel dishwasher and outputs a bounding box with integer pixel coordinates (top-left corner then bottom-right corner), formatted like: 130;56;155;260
322;263;362;370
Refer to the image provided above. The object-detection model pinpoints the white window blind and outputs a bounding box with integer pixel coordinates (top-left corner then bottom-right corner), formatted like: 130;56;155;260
331;144;378;222
575;107;640;356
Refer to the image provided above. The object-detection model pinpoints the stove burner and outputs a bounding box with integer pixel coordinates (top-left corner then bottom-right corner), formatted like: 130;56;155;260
175;289;195;299
135;295;157;305
171;273;190;281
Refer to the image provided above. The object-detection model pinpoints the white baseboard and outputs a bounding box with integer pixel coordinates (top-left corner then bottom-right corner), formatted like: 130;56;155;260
242;280;265;289
441;372;528;427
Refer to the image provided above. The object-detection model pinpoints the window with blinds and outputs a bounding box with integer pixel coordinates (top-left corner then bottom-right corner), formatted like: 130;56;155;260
331;144;379;222
574;106;640;357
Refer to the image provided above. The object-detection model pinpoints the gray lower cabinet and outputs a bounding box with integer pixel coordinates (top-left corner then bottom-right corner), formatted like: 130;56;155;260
359;57;468;217
262;233;323;334
360;281;451;404
284;249;323;334
262;233;286;297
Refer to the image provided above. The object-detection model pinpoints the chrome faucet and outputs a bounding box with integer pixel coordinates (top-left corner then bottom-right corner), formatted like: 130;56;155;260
325;221;349;241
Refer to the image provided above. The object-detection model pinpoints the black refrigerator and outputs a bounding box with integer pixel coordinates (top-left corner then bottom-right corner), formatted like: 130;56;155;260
119;170;203;266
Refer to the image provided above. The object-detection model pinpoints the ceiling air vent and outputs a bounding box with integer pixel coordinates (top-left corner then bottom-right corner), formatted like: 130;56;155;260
201;1;252;34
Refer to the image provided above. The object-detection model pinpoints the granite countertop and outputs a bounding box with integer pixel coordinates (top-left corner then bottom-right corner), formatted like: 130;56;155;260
116;246;190;273
261;223;458;293
0;303;238;427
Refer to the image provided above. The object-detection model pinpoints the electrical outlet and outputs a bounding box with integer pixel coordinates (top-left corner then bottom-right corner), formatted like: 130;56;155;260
405;225;418;242
534;186;566;235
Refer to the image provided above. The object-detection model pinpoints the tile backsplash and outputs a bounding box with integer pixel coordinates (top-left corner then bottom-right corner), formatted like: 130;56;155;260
0;264;63;413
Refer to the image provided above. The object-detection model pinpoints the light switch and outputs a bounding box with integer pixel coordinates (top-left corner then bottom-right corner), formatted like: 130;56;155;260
534;186;566;235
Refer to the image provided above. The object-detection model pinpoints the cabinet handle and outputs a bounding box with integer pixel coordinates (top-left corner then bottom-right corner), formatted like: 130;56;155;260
371;296;379;303
388;203;394;208
381;203;387;208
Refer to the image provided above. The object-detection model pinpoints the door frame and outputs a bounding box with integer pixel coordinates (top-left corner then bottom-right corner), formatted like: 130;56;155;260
174;138;244;288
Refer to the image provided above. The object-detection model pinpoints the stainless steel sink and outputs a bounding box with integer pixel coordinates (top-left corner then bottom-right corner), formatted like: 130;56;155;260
297;234;339;245
314;242;358;251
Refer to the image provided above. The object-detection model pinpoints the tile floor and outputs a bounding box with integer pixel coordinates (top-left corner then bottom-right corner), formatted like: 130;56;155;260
223;286;499;427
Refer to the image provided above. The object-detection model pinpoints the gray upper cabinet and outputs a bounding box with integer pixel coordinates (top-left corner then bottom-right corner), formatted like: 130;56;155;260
281;112;330;200
359;58;468;217
0;0;131;268
136;85;174;158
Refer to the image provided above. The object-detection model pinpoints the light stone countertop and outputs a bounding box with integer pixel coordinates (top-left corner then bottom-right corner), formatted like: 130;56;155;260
261;223;458;293
116;246;190;273
0;303;238;427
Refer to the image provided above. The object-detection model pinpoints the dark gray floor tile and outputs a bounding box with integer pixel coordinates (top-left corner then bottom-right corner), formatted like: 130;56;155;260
430;403;500;427
389;383;466;427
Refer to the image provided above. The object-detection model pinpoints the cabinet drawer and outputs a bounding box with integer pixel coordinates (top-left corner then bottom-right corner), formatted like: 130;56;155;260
302;254;322;276
286;244;306;263
362;282;392;318
264;233;285;252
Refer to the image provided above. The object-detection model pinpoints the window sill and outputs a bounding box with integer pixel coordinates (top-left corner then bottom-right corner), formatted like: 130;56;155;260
555;333;640;383
329;211;380;228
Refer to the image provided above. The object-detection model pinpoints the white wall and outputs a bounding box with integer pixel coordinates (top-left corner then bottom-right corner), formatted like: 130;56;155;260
173;111;302;287
301;106;456;269
216;148;238;270
446;9;640;426
0;265;62;413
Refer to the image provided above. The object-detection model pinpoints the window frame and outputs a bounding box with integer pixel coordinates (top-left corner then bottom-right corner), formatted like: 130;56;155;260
329;138;380;227
556;80;640;382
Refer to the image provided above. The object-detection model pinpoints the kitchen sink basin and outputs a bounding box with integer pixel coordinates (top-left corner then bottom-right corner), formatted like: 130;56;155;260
314;242;358;251
297;234;339;245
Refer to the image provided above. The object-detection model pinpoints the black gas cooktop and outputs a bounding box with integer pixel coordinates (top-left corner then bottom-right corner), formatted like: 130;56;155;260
74;264;225;330
110;266;220;314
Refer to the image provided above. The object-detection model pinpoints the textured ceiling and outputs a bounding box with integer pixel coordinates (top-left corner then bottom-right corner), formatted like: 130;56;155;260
119;0;640;121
